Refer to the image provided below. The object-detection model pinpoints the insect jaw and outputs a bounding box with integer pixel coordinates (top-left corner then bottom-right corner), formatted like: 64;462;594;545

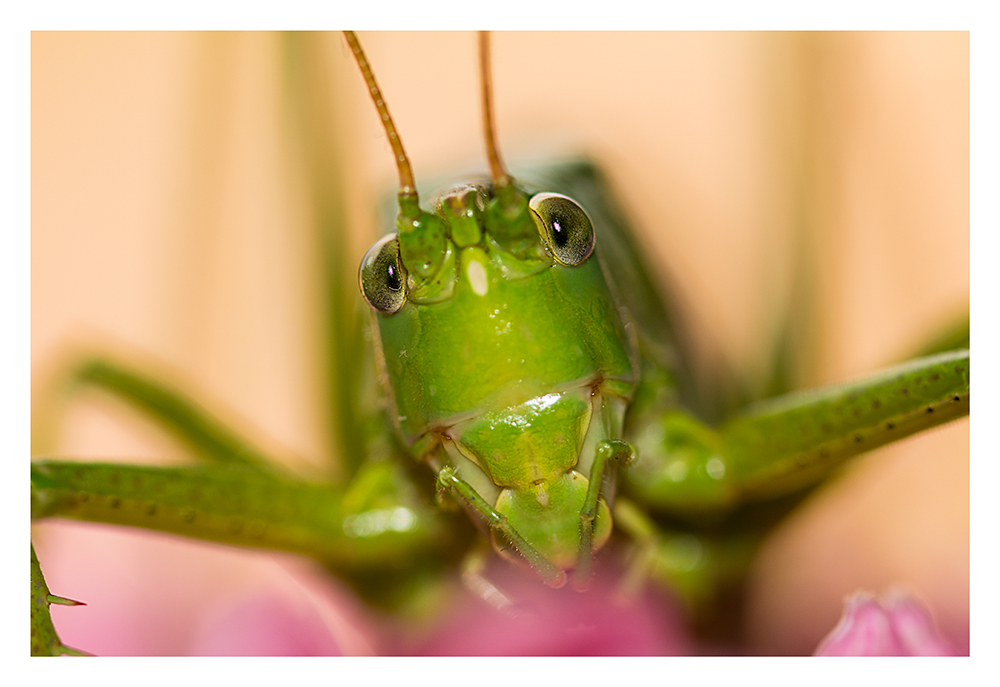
426;376;634;585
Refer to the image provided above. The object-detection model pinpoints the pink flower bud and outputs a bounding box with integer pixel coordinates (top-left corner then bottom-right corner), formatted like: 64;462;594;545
815;590;957;656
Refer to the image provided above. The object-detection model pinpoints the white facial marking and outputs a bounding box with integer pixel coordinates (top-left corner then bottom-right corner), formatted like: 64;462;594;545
466;259;488;296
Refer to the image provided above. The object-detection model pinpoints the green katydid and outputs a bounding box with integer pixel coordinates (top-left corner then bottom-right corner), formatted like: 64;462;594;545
31;31;968;655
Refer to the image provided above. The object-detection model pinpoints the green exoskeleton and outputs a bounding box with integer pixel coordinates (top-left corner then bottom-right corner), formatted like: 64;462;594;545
31;32;969;655
353;32;638;588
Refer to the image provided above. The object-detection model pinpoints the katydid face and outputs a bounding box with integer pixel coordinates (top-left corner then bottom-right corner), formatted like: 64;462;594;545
361;183;637;570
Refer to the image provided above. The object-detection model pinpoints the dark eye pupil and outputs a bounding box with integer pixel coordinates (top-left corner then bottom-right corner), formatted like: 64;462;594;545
386;264;401;291
551;217;568;246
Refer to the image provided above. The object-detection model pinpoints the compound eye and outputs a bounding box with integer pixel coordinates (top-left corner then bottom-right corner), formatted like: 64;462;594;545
359;234;407;313
528;192;595;266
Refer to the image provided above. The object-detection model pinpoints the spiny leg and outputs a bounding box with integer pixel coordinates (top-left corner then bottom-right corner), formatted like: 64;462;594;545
31;459;447;567
624;350;970;516
32;355;448;567
575;438;634;590
436;465;567;589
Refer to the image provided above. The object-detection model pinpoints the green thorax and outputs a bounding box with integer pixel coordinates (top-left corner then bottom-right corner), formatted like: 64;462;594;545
365;181;638;449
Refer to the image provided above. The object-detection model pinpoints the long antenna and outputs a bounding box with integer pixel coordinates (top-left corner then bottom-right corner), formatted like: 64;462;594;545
479;31;512;189
343;31;420;216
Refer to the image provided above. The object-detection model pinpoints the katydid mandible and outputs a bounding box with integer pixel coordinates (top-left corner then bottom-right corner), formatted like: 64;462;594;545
30;31;969;655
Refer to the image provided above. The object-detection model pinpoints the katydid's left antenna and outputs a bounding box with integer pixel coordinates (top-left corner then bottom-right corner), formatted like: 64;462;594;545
479;31;512;190
343;31;421;220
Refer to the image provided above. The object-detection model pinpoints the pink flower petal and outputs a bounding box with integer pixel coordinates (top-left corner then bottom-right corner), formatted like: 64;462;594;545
189;592;341;656
814;590;957;656
412;565;690;656
881;591;959;657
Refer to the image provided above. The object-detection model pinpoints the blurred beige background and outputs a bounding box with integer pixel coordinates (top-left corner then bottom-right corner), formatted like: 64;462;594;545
31;32;968;654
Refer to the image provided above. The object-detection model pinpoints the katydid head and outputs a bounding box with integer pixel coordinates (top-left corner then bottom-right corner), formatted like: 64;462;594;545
359;183;598;310
352;30;596;315
347;31;637;588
